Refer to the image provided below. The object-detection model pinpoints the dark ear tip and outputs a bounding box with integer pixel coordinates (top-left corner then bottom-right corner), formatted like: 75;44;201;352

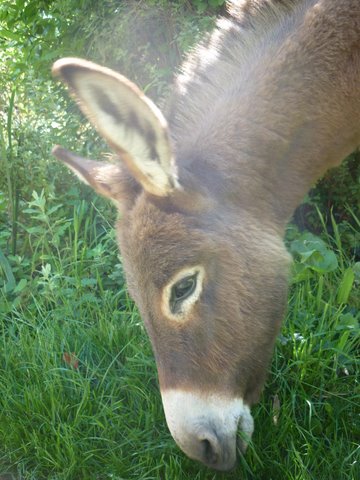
52;58;74;78
51;145;75;164
52;144;65;158
52;144;62;155
52;57;90;82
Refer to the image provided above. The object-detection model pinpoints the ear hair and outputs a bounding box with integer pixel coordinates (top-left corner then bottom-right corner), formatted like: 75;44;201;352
52;58;180;197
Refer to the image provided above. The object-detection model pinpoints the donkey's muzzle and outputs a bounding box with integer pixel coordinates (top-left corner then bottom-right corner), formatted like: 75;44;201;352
189;425;236;470
160;389;254;470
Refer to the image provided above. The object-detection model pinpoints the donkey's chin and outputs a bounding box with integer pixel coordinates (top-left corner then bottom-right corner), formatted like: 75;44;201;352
160;389;254;471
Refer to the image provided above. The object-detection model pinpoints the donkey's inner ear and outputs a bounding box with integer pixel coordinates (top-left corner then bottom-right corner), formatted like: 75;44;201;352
52;58;180;197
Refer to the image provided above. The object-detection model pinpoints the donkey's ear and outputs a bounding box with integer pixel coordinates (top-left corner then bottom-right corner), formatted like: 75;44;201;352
52;58;180;197
52;146;141;211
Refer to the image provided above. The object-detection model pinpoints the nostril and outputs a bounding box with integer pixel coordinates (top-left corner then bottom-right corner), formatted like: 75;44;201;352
200;438;219;465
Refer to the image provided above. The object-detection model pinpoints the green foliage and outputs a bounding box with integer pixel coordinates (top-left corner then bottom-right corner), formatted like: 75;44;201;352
0;0;220;257
290;232;338;280
193;0;226;14
294;152;360;238
0;199;359;479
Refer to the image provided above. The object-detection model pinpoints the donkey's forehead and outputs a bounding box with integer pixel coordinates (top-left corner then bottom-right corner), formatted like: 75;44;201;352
118;196;213;286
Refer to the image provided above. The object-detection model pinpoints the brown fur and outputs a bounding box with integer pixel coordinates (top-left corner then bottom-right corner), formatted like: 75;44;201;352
52;0;360;463
119;0;360;401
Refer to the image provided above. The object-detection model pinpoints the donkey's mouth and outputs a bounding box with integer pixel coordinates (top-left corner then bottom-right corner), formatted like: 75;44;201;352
161;389;254;470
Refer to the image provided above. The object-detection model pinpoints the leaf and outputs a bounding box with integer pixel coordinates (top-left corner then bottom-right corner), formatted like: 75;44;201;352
290;233;338;274
63;352;79;370
272;394;280;426
291;262;313;283
22;2;38;21
47;204;63;216
353;262;360;282
13;278;27;293
324;402;333;418
193;0;208;13
336;267;355;304
337;313;359;330
80;278;98;287
0;28;21;41
309;249;338;274
0;248;16;292
24;226;46;235
41;263;51;278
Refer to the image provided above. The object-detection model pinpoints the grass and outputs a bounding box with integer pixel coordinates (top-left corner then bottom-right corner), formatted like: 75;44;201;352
0;191;359;480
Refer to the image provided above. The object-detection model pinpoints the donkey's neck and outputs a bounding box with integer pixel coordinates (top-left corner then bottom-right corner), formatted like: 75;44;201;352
169;0;360;230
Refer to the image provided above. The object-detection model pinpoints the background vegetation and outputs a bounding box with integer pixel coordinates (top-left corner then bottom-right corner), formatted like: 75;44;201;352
1;1;359;479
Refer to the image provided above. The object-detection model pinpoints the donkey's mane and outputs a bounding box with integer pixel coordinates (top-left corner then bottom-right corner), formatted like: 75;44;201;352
166;0;312;145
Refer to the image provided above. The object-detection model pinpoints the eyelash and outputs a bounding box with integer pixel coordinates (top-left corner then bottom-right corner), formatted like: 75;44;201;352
169;273;198;314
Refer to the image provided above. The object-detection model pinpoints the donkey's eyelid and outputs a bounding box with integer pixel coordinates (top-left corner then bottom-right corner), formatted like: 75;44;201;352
170;273;198;314
162;266;205;322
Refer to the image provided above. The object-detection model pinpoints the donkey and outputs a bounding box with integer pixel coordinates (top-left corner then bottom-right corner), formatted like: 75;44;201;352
51;0;360;471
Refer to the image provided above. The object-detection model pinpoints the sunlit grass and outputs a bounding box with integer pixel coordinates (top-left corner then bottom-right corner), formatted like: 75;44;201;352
0;197;359;480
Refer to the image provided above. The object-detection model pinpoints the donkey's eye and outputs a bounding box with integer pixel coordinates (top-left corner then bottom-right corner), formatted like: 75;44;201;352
173;276;196;300
170;274;197;313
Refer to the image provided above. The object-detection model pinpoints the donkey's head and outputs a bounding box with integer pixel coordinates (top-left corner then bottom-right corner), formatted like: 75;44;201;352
52;58;291;470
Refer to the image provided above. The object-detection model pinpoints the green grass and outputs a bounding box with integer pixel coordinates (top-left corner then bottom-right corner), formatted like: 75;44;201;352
0;194;359;480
